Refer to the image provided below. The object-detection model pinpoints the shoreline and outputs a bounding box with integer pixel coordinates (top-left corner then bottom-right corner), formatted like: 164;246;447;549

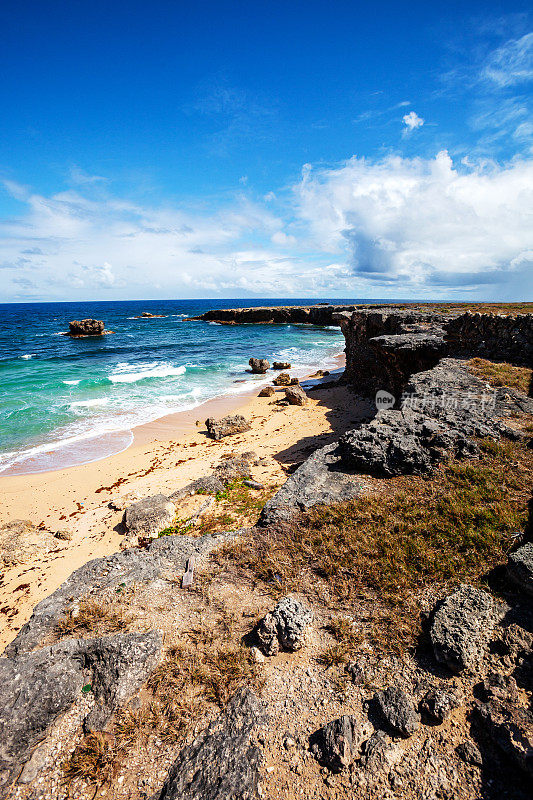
0;355;353;651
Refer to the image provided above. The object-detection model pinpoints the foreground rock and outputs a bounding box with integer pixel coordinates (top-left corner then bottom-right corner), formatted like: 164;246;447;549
67;319;106;336
154;688;265;800
310;715;362;772
284;385;307;405
124;494;176;539
419;689;460;723
205;414;251;439
0;520;59;567
475;696;533;776
0;631;161;794
256;596;313;656
375;687;421;737
258;385;275;397
260;440;366;525
249;357;269;373
430;585;504;673
171;453;256;500
507;543;533;596
5;533;227;657
273;372;291;386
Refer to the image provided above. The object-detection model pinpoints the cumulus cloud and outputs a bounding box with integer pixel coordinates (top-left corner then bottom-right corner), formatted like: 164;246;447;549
402;111;424;132
295;150;533;296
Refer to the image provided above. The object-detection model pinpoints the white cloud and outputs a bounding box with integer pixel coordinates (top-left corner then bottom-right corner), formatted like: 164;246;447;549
294;150;533;296
482;32;533;87
402;111;424;132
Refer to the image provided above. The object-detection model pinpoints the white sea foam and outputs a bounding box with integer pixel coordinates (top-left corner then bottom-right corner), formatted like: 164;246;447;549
70;398;110;409
108;363;186;384
20;354;35;360
63;379;81;385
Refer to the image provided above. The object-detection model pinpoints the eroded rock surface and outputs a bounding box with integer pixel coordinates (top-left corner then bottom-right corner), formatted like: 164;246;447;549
67;319;105;336
375;687;421;737
154;688;265;800
507;543;533;596
284;385;307;405
309;715;362;772
124;494;176;539
249;358;269;374
430;585;504;674
205;414;251;439
0;520;59;567
256;596;313;656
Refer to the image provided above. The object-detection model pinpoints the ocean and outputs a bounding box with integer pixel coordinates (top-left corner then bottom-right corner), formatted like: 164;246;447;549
0;298;375;475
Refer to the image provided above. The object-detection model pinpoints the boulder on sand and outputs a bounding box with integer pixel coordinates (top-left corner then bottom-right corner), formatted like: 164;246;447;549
124;494;176;539
258;386;275;397
248;358;269;374
67;319;106;336
273;372;291;386
284;385;307;405
205;414;251;440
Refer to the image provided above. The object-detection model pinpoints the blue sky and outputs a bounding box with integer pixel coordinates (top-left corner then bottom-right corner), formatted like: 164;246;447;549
0;0;532;301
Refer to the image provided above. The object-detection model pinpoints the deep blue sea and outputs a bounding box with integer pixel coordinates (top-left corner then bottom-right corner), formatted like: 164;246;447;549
0;298;384;475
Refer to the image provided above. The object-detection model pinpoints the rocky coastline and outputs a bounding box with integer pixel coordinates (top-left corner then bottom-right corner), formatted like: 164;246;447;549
1;304;532;800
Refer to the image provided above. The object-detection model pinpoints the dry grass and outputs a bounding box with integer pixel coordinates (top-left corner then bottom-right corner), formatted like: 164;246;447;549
468;357;532;394
213;438;533;654
55;596;132;638
62;733;120;788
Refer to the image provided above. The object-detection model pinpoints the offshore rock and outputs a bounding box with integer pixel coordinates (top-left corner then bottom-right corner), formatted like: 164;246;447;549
429;585;504;674
256;596;313;656
154;688;265;800
309;715;362;772
273;361;291;369
67;319;105;336
375;687;421;737
124;494;176;539
205;414;251;439
249;358;269;374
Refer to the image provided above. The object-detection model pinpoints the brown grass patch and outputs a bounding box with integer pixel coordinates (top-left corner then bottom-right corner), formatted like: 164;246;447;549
62;733;120;788
468;357;532;394
55;596;132;639
213;438;533;654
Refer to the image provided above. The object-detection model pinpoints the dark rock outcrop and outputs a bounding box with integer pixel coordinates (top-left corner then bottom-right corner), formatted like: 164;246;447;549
191;304;358;326
124;494;176;539
375;687;421;737
205;414;251;439
154;687;265;800
249;358;269;374
0;631;161;795
419;689;460;723
259;441;365;525
67;319;106;336
475;696;533;775
429;585;504;674
258;385;275;397
446;312;533;367
256;596;313;656
284;385;307;405
273;361;291;369
273;372;291;386
309;715;362;772
507;543;533;596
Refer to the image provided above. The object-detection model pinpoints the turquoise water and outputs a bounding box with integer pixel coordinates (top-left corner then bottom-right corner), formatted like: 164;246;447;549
0;299;365;475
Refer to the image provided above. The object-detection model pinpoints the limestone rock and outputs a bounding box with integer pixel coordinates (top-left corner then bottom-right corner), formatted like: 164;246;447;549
0;520;58;567
310;715;362;773
284;385;307;405
375;687;421;737
154;688;265;800
256;596;313;656
419;689;460;723
430;585;504;673
205;414;251;439
68;319;105;336
507;543;533;596
258;385;275;397
361;730;403;775
249;358;269;374
273;361;291;370
124;494;176;539
273;372;291;386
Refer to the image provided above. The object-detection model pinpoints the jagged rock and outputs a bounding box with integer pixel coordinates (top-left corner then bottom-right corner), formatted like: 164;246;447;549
260;441;364;525
480;672;519;703
360;730;403;774
290;377;299;385
456;741;483;767
375;687;421;737
170;454;255;500
0;631;161;794
507;543;533;596
419;689;460;723
124;494;176;539
429;585;504;674
309;369;330;378
205;414;251;439
475;696;533;775
5;533;226;657
284;385;307;405
309;715;362;772
273;372;291;386
258;385;275;397
256;596;313;656
68;319;105;336
84;631;162;731
273;361;291;370
501;624;533;658
249;358;269;374
176;475;225;496
0;520;58;567
154;688;265;800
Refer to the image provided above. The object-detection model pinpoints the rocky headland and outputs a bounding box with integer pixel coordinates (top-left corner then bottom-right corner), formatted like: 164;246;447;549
1;303;532;800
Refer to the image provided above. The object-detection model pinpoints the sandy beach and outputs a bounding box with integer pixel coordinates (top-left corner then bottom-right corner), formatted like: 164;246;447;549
0;358;366;651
